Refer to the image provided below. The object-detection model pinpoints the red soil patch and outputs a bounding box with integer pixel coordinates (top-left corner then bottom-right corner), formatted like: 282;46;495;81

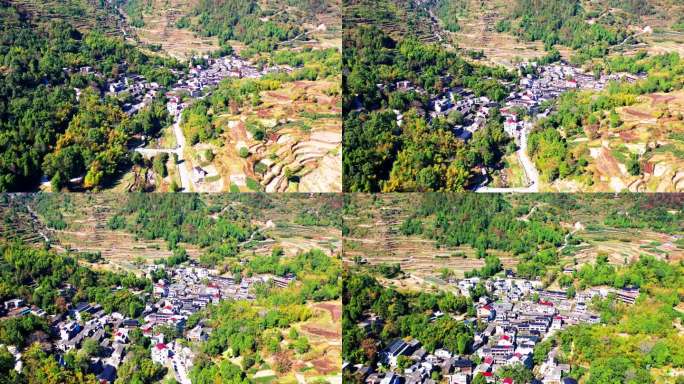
643;161;655;174
293;81;312;90
310;357;338;374
302;324;340;339
267;132;280;142
314;302;341;322
624;108;652;119
618;130;638;142
649;94;676;105
265;91;291;101
596;148;622;176
257;108;272;118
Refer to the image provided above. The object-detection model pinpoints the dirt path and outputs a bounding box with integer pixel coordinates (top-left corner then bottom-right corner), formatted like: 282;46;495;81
558;222;582;253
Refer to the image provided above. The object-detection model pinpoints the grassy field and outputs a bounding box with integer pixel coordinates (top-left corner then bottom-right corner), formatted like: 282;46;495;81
490;152;529;188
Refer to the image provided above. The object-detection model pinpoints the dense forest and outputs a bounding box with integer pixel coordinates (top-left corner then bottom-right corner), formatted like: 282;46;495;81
0;3;179;191
343;271;474;375
343;25;514;192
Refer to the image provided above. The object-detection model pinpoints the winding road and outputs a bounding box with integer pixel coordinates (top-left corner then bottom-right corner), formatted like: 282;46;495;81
172;112;193;192
475;127;540;193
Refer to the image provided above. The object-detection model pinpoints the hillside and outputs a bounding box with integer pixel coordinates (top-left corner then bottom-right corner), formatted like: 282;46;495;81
6;0;123;33
120;0;341;59
342;0;684;193
423;0;684;66
343;193;684;285
0;0;342;193
0;194;342;271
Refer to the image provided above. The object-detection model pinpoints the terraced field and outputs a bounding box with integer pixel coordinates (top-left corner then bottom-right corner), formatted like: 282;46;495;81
344;194;684;286
211;80;342;193
343;194;520;278
7;0;121;33
0;194;342;273
343;0;439;43
554;90;684;192
436;0;553;68
125;0;218;59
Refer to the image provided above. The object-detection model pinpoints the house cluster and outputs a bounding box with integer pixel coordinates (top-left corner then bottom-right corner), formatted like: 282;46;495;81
386;61;648;146
469;276;639;384
2;298;45;319
52;302;143;384
346;274;638;384
65;65;161;117
174;55;291;98
500;62;646;139
106;72;162;116
389;77;503;141
434;88;501;140
0;262;296;384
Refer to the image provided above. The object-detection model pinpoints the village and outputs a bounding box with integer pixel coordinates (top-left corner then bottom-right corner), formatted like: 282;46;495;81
62;52;294;191
394;61;645;142
382;61;647;190
344;271;639;384
0;262;295;384
79;53;288;119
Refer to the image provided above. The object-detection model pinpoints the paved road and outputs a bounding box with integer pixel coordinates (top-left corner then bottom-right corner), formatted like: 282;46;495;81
134;111;192;192
171;112;193;192
558;223;582;252
134;148;176;156
475;127;540;193
171;351;191;384
22;201;50;243
516;126;540;191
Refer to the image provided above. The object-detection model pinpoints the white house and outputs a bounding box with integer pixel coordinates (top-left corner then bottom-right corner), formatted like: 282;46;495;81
151;343;171;365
